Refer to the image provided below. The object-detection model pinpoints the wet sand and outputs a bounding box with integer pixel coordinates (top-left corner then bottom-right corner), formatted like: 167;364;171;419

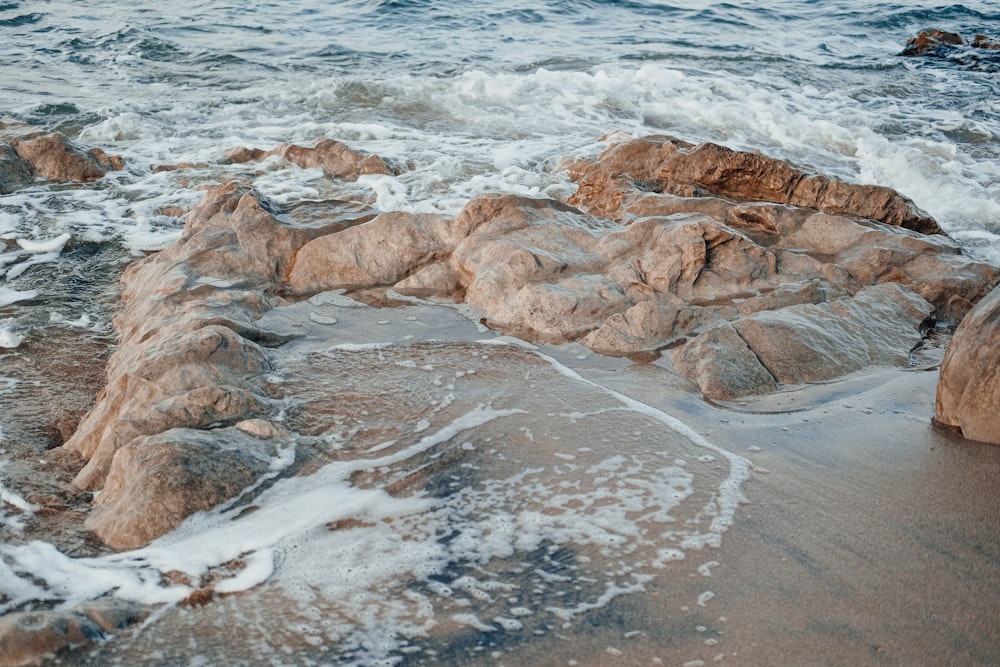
580;362;1000;666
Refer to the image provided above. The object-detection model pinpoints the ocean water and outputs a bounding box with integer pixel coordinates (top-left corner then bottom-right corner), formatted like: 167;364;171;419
1;1;1000;663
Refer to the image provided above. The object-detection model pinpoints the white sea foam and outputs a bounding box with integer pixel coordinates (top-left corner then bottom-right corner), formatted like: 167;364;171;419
0;317;26;346
0;334;750;660
1;281;39;308
0;461;37;534
0;404;516;609
16;232;71;254
49;311;93;329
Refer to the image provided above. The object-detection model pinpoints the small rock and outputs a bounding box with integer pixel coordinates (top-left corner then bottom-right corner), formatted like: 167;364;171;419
900;29;964;56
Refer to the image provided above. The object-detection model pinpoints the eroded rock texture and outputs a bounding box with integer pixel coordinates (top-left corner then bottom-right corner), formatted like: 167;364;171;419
0;122;123;193
286;136;996;399
60;135;999;550
60;179;374;547
936;284;1000;445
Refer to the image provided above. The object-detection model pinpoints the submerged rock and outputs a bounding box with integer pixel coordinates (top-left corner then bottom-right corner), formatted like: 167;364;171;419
224;137;397;180
0;599;146;667
900;29;964;56
900;29;1000;57
936;284;1000;445
899;30;1000;71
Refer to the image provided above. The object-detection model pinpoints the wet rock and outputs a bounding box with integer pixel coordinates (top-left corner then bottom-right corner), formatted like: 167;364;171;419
733;283;933;382
62;324;268;490
900;30;1000;56
671;323;779;399
58;178;383;546
672;283;933;400
225;137;396;180
0;125;123;193
582;300;722;356
278;145;994;381
899;31;1000;71
64;182;373;486
287;211;449;293
58;136;1000;555
972;34;1000;50
900;29;964;56
567;136;996;318
935;284;1000;445
0;141;35;193
0;599;146;667
569;135;941;235
3;131;123;183
86;427;276;550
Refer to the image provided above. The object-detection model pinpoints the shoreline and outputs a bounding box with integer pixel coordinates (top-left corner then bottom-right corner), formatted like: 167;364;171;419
5;293;999;666
1;129;998;665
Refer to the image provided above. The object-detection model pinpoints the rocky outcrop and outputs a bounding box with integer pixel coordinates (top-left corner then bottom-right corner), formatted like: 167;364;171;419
0;123;123;193
61;135;1000;550
899;30;1000;72
60;181;374;546
283;137;994;397
567;135;942;235
935;284;1000;445
674;283;933;400
86;427;277;550
900;29;964;56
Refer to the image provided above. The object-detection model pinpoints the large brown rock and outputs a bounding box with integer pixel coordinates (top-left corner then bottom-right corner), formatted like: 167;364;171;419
935;284;1000;444
57;177;386;546
900;29;964;56
278;152;993;385
671;283;933;400
0;125;123;192
671;322;780;399
63;324;268;490
85;427;276;550
286;211;448;293
569;135;942;235
567;136;996;321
